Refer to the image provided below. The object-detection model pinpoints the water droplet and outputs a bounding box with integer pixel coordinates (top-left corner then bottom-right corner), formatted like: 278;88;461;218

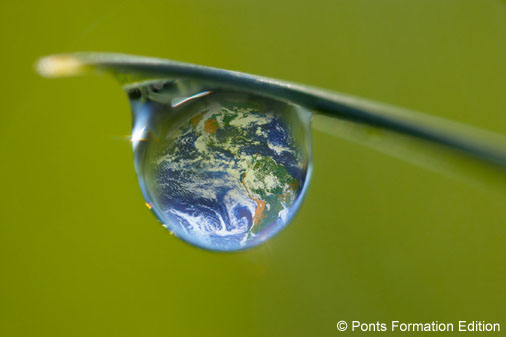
129;80;312;251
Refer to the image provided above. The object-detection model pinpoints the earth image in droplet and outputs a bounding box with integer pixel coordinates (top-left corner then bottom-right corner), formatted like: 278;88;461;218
137;92;310;250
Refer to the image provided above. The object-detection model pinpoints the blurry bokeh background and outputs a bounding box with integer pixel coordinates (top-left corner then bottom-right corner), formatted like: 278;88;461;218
1;0;505;336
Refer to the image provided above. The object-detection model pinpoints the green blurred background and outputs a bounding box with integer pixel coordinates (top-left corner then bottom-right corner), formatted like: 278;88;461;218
1;1;505;336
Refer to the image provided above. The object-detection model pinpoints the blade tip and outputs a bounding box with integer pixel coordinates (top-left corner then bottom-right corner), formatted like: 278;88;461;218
35;55;86;78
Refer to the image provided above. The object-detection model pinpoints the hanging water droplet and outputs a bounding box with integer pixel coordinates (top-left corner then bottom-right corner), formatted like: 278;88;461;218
129;80;312;251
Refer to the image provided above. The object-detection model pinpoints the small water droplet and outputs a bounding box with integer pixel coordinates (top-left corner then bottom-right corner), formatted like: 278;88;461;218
129;80;312;251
